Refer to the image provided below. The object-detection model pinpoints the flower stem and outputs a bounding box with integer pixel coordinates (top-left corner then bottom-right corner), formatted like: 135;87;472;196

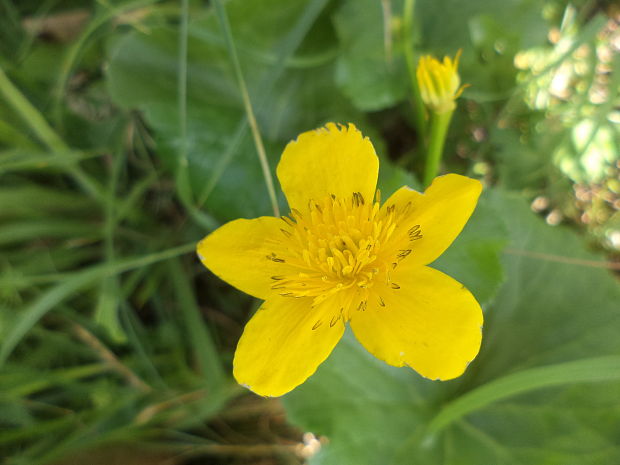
423;110;453;187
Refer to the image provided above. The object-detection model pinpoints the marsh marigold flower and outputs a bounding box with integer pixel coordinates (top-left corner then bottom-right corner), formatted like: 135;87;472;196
417;50;466;113
197;123;483;397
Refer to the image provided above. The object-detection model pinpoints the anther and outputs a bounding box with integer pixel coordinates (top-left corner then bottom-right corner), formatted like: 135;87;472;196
378;296;385;307
397;249;412;261
280;228;292;237
408;225;423;241
402;201;412;215
270;276;284;280
281;216;295;226
312;320;322;330
391;283;401;289
267;253;285;263
329;314;340;327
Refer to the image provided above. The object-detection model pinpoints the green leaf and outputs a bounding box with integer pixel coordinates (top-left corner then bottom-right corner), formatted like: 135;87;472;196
106;0;348;222
417;0;547;52
282;189;620;465
333;0;408;111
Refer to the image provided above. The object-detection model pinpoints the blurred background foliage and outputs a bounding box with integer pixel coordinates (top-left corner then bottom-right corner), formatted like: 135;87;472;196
0;0;619;464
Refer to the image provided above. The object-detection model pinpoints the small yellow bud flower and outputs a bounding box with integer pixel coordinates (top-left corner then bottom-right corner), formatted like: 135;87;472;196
416;50;466;114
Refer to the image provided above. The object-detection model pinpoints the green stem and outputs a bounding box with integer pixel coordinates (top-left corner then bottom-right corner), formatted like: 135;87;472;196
403;0;426;139
212;0;280;217
423;110;453;187
173;0;219;232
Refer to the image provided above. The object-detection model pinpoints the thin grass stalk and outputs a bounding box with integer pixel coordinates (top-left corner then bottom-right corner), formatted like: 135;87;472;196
212;0;280;216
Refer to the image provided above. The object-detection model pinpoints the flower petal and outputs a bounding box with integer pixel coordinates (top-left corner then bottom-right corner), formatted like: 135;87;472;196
233;295;345;397
277;123;379;212
197;216;294;300
349;264;482;380
382;174;482;265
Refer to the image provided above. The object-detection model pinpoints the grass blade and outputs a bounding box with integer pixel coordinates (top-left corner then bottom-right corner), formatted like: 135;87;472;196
426;356;620;436
168;259;225;392
0;242;195;366
0;67;103;202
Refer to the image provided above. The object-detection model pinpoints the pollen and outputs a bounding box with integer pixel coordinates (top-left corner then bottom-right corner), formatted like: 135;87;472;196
267;190;418;320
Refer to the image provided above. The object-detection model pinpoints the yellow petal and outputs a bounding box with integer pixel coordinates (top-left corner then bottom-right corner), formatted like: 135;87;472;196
350;264;482;380
382;174;481;265
197;216;294;300
233;294;345;397
277;123;379;213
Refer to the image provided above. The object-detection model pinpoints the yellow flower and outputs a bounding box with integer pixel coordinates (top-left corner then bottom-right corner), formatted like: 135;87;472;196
197;123;483;397
416;50;466;113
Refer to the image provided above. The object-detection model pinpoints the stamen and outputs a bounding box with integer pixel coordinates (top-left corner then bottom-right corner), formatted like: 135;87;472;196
408;225;423;241
281;216;295;227
267;253;285;263
267;191;414;309
312;320;322;330
401;201;412;215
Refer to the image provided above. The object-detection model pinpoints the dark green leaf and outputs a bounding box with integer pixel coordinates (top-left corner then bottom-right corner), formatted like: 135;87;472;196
333;0;408;111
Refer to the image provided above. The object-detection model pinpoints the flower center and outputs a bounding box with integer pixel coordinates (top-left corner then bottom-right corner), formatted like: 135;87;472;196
269;191;416;318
